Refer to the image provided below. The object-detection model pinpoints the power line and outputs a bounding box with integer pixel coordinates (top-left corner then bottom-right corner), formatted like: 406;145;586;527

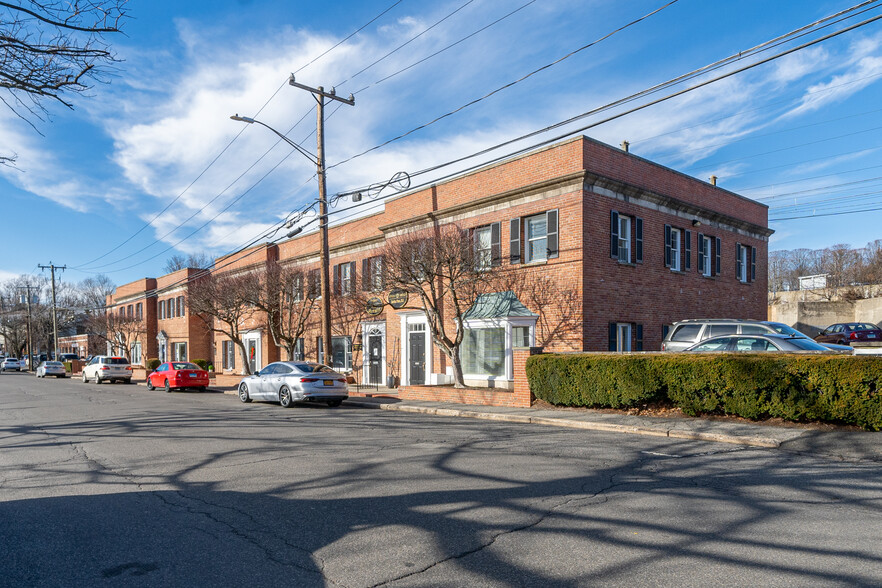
72;1;405;271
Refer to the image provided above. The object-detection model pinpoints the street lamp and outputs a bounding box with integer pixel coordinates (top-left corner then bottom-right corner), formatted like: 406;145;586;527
231;96;350;366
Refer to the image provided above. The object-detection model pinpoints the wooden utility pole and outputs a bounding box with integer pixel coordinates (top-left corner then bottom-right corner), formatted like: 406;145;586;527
288;75;354;366
16;285;36;370
39;263;65;362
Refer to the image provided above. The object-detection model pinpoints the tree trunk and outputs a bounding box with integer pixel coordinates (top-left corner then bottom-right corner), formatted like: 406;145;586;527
236;339;252;375
450;347;466;389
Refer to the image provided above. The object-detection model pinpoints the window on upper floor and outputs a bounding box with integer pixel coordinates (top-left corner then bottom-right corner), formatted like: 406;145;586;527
610;211;643;264
510;210;558;265
665;224;691;272
292;274;304;302
736;243;756;283
473;223;500;271
362;256;384;292
135;303;143;320
334;261;355;296
177;296;185;317
307;268;321;299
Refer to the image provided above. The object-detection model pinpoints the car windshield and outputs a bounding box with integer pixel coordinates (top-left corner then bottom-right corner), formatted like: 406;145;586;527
106;357;129;365
786;338;829;351
172;363;199;370
765;322;805;337
293;363;336;374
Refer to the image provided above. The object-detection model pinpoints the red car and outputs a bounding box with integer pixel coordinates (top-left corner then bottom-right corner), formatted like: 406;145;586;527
814;322;882;346
147;362;210;392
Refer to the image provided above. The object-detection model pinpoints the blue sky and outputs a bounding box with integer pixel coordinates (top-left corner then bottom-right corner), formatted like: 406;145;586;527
2;0;882;287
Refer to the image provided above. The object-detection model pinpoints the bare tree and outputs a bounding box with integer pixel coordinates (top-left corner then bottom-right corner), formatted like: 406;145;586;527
163;253;213;274
382;225;508;388
188;271;259;375
506;270;581;349
241;260;317;361
85;307;144;358
1;1;128;163
330;288;370;376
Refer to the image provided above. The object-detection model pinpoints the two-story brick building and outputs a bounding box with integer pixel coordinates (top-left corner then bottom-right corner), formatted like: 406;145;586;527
111;135;771;406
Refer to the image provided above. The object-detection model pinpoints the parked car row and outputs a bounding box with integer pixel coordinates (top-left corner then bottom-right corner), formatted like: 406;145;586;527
662;318;881;354
10;353;351;410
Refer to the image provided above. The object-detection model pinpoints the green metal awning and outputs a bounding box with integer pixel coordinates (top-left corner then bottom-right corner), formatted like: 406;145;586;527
463;291;538;320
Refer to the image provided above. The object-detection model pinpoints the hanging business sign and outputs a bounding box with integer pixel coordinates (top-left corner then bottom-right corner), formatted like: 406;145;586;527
366;297;384;316
387;289;409;309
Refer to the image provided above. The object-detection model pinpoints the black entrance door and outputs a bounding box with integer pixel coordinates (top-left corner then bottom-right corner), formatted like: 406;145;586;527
368;335;382;385
408;331;425;385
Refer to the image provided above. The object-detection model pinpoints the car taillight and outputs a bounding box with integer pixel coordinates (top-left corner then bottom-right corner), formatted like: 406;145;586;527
850;332;858;339
100;366;110;370
300;377;318;383
126;366;133;370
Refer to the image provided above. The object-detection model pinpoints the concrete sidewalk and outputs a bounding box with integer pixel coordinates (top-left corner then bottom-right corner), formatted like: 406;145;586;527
205;383;882;462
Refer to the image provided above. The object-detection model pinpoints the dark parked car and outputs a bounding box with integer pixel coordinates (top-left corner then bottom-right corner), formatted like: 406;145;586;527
685;334;839;354
238;361;349;408
814;322;882;345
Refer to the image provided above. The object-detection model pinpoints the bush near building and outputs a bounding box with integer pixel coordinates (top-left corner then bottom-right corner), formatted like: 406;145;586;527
526;354;882;430
146;358;161;371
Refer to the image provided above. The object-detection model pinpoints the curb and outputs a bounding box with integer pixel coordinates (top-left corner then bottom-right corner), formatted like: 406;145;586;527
344;400;782;449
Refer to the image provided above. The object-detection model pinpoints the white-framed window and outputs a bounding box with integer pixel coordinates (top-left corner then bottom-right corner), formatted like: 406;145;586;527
292;274;303;302
365;256;384;291
617;323;632;352
177;296;185;316
618;215;631;263
135;302;143;320
461;318;536;380
159;300;165;320
173;342;187;361
130;341;142;365
222;341;236;370
339;262;353;296
609;322;644;351
525;214;548;263
475;225;493;271
699;235;712;277
669;228;681;271
735;243;751;283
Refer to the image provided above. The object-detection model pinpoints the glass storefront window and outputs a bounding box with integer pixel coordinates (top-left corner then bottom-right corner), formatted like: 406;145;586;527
462;327;505;376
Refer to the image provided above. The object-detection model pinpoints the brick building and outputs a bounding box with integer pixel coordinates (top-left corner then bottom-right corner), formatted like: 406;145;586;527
212;136;770;391
106;278;156;366
112;135;770;405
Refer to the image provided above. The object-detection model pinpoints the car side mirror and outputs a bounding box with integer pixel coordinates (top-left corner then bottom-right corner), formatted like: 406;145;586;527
254;370;261;376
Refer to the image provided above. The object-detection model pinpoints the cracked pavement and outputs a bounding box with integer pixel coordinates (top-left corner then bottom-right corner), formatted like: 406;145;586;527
1;372;881;587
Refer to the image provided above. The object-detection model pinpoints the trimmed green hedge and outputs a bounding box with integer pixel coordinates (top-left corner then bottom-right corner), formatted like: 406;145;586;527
526;353;882;430
192;358;210;371
146;358;161;371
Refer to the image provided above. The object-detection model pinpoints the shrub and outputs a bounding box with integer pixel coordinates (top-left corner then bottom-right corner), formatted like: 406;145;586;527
526;353;882;430
146;358;161;371
192;358;210;371
63;361;72;373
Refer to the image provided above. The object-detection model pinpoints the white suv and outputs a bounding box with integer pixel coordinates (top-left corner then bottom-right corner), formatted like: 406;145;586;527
81;356;132;384
1;357;21;372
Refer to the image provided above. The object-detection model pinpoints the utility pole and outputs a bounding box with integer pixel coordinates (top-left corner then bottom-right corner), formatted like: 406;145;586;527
288;74;355;366
16;285;36;370
39;263;66;362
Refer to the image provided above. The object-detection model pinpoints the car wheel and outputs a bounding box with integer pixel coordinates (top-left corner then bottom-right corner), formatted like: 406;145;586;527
198;386;206;392
94;374;102;384
279;386;294;408
327;400;342;408
238;383;252;403
164;379;171;393
146;378;154;391
82;372;88;383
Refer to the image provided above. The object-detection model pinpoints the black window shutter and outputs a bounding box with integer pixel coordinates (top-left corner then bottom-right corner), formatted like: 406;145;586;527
490;222;501;266
751;247;757;282
664;224;672;267
546;210;559;259
697;233;705;273
333;264;341;295
736;243;743;281
715;237;721;275
684;230;691;271
635;324;643;351
230;341;235;369
608;323;617;352
510;218;521;264
610;211;619;259
362;259;370;291
349;261;356;293
635;217;643;263
379;256;386;289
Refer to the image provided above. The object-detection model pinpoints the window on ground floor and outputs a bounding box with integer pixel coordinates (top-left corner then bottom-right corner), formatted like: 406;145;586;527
173;342;187;362
462;327;505;377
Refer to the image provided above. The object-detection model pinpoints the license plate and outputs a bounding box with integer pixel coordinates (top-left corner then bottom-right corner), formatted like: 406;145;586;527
188;373;197;377
323;380;333;386
869;334;876;339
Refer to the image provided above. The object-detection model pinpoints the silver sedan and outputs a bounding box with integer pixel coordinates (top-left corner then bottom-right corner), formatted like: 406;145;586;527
685;334;841;354
238;361;349;408
36;361;67;378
